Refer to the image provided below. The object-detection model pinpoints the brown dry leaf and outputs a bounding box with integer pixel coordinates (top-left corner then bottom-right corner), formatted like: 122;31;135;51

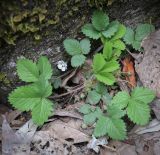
100;141;137;155
43;119;90;144
54;109;83;120
2;115;37;155
122;56;136;88
135;29;160;97
129;130;160;155
32;130;76;155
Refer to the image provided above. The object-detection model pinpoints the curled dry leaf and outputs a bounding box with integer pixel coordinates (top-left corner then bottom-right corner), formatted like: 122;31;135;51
122;56;136;88
135;29;160;97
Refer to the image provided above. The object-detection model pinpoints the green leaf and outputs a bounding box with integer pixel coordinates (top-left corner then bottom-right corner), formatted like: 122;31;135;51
81;24;101;39
107;105;126;118
32;99;53;125
53;78;62;89
9;85;41;111
105;117;126;140
123;27;134;45
93;53;106;73
127;99;150;125
71;54;86;67
37;56;52;80
95;82;107;95
80;38;91;54
112;40;126;50
132;40;141;50
135;24;155;41
111;91;130;109
103;41;113;60
63;39;81;56
92;10;109;31
94;115;108;137
79;104;92;114
101;59;119;73
102;21;119;38
95;72;116;85
94;116;126;140
17;59;39;82
33;76;52;97
84;107;102;125
111;24;126;40
131;87;155;104
87;90;101;105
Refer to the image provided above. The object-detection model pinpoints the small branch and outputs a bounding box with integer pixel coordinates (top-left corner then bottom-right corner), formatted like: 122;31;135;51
101;144;117;152
49;85;85;99
61;69;77;87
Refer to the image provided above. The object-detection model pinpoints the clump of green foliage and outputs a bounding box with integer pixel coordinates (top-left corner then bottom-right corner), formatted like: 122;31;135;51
8;10;156;141
8;56;54;125
123;24;155;50
79;85;155;140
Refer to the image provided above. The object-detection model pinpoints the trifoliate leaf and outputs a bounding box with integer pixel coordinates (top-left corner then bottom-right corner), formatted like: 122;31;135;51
63;39;81;56
84;107;102;125
95;72;116;85
92;10;109;31
17;59;39;82
32;98;53;125
80;38;91;54
111;91;130;109
87;90;101;105
94;115;108;137
135;24;155;41
71;54;86;67
111;24;126;40
102;21;119;38
103;41;113;60
81;24;101;39
105;117;126;140
9;85;41;111
127;99;150;125
112;40;126;50
79;104;92;114
131;87;155;104
93;53;106;73
123;27;134;45
37;56;52;80
107;105;126;118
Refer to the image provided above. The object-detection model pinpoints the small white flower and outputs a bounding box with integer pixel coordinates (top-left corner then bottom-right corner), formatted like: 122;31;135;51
57;60;67;71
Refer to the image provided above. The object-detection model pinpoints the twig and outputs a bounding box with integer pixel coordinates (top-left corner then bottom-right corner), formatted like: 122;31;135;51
101;144;117;152
61;69;77;87
49;84;85;99
93;45;103;54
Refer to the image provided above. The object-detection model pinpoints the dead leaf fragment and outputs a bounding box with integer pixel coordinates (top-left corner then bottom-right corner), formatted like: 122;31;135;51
135;29;160;97
43;119;90;144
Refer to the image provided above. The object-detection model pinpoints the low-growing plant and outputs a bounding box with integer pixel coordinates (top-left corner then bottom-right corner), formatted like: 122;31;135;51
8;56;54;125
79;86;155;140
63;38;91;67
123;24;155;50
